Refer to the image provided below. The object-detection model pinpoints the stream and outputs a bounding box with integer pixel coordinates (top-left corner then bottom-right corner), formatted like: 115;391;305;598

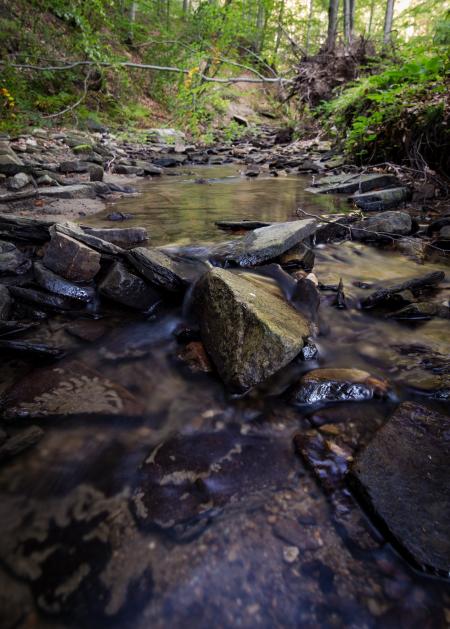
0;165;449;628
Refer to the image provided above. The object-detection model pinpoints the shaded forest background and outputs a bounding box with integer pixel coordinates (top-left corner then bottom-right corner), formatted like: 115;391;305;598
0;0;449;173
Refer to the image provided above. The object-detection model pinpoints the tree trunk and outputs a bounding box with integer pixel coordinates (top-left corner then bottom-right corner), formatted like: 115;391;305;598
368;0;375;35
274;0;286;57
127;1;137;44
383;0;395;45
305;0;314;56
182;0;189;13
326;0;340;52
344;0;355;46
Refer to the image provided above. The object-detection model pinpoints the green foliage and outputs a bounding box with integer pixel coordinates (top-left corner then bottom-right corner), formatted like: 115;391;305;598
322;48;450;172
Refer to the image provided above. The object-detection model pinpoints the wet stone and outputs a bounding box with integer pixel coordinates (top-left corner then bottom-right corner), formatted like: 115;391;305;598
9;285;87;313
43;231;101;282
350;402;450;576
291;368;390;405
34;261;95;302
308;173;399;195
99;261;161;311
226;219;318;267
194;268;311;391
1;359;144;419
361;271;445;309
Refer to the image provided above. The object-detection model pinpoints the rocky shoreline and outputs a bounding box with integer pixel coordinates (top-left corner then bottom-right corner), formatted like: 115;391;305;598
0;125;449;625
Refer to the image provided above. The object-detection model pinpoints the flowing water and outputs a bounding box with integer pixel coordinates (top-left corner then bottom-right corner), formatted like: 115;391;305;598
0;166;449;628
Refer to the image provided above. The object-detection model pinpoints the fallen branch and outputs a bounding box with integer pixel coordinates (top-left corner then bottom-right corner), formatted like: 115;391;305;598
0;60;292;84
43;68;92;119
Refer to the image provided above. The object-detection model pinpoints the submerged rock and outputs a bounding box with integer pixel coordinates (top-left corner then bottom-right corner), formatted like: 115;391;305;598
215;219;272;231
386;301;450;320
351;187;409;211
351;211;412;240
99;262;161;311
350;402;450;576
291;368;389;405
43;231;101;282
0;426;44;462
194;268;311;391
127;247;201;292
227;219;318;267
1;359;144;419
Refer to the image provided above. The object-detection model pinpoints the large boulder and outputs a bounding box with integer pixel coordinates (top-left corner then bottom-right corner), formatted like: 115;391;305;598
194;268;311;391
350;402;450;576
43;232;101;282
99;262;161;311
226;219;318;267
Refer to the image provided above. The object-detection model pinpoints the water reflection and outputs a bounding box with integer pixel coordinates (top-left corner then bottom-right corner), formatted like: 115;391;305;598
84;166;349;246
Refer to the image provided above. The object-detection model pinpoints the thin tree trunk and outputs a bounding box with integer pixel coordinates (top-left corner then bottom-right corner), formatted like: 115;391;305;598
368;0;375;35
305;0;314;56
383;0;395;45
256;0;265;54
274;0;286;57
128;1;137;44
326;0;340;52
182;0;189;13
343;0;351;46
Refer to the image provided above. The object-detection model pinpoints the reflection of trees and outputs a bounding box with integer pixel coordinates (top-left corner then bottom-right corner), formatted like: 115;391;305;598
90;168;349;246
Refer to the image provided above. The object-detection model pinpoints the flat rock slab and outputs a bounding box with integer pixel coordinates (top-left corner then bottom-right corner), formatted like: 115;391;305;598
194;268;311;391
1;359;144;419
307;173;399;195
0;214;54;242
82;226;148;246
34;261;95;302
350;402;450;576
54;222;124;256
351;187;409;211
226;219;318;267
38;184;97;199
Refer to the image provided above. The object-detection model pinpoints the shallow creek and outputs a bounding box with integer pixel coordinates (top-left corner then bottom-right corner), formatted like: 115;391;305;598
0;166;449;628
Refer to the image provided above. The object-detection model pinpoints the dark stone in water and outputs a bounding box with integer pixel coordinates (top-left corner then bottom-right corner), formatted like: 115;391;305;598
350;402;450;576
106;211;135;221
386;301;450;320
361;271;445;309
290;277;321;322
53;222;124;256
351;211;412;241
0;425;44;462
307;173;399;195
34;261;95;302
351;187;409;211
132;427;295;536
291;368;389;405
99;261;161;311
215;220;272;231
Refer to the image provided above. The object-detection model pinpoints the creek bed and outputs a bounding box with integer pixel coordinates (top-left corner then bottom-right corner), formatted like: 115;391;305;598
0;165;449;628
